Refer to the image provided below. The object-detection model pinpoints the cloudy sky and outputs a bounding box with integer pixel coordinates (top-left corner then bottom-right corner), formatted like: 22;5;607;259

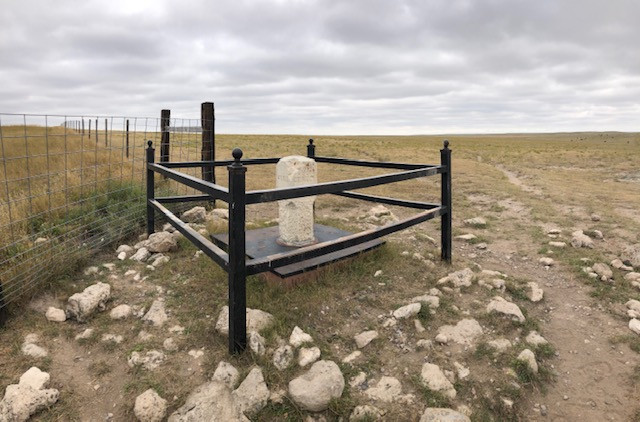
1;0;638;134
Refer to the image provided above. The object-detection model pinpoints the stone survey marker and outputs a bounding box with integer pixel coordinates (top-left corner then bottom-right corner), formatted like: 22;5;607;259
276;155;318;246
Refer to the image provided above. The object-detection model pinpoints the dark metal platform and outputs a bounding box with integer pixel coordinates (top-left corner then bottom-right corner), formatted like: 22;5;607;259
211;224;385;278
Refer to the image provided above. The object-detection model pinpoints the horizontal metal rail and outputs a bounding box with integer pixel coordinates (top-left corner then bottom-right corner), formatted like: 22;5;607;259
148;199;229;270
156;194;212;204
148;163;229;202
246;206;445;275
315;156;435;170
160;158;280;168
334;191;440;209
245;166;442;204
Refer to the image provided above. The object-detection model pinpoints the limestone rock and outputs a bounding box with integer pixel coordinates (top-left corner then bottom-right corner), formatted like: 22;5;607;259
273;345;294;370
517;349;538;373
75;329;94;341
182;206;207;223
66;282;111;322
134;389;167;422
342;351;362;364
622;244;640;267
298;347;321;367
128;351;165;371
130;247;151;262
454;362;470;380
526;282;544;302
626;299;640;314
437;319;483;345
488;338;512;352
570;230;593;248
455;234;477;241
151;255;170;268
288;360;345;412
248;331;266;356
350;405;385;421
116;244;133;256
232;367;270;417
84;266;99;276
210;208;229;220
410;294;440;308
420;408;470;422
393;303;421;319
215;306;274;336
354;330;379;349
463;217;486;227
420;363;456;399
486;296;525;322
369;204;392;218
0;367;59;422
142;299;168;327
102;334;123;344
539;257;554;266
146;232;178;253
592;263;613;280
276;156;317;246
168;381;245;421
525;331;548;346
45;307;66;322
211;361;240;389
629;319;640;335
591;213;601;221
548;241;566;248
365;376;402;402
437;268;474;288
289;326;314;347
110;304;132;320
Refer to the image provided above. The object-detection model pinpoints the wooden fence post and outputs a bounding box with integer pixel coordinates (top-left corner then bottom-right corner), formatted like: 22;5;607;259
104;118;108;147
227;148;247;354
160;109;170;163
95;119;98;143
82;119;84;135
201;102;215;184
88;119;91;139
440;140;452;263
126;119;130;158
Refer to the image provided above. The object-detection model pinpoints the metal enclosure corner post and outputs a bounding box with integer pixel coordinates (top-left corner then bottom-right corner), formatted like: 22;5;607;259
307;138;315;158
228;148;247;354
440;140;452;263
160;109;171;163
201;102;215;186
146;141;155;236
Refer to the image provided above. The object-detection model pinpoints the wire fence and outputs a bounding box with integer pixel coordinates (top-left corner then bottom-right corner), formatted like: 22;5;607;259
0;112;214;314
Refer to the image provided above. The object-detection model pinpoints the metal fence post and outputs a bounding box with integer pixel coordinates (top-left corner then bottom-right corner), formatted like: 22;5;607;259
227;148;247;354
160;109;170;163
307;138;315;158
201;102;215;184
146;141;155;236
440;140;452;263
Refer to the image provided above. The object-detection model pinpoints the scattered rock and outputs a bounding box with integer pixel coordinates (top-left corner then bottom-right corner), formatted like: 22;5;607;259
539;257;554;266
289;326;314;347
592;229;604;239
463;217;486;227
420;408;470;422
151;255;170;268
487;338;512;352
591;213;601;221
146;232;178;253
517;349;538;373
525;331;548;346
611;259;624;269
45;307;66;322
621;244;640;268
212;361;240;389
232;367;270;417
128;351;165;371
365;376;402;402
414;319;426;333
393;303;421;319
66;282;111;322
0;367;59;422
342;351;362;364
435;333;448;344
118;251;127;260
626;299;640;315
349;372;367;389
248;331;266;356
486;296;525;322
350;405;385;421
110;304;132;320
188;349;204;359
288;360;345;412
455;234;477;241
592;263;613;281
215;306;274;336
163;338;178;352
454;362;470;380
437;268;474;288
22;338;48;358
134;389;167;422
75;328;94;341
354;330;379;349
142;299;168;327
168;381;244;421
410;294;440;308
130;247;151;262
420;363;456;399
116;244;133;255
210;208;229;220
102;334;123;344
298;347;321;367
629;319;640;335
526;282;544;302
570;230;594;249
374;270;383;277
548;241;566;248
182;206;207;223
437;319;483;345
416;339;433;350
273;345;294;370
84;266;99;276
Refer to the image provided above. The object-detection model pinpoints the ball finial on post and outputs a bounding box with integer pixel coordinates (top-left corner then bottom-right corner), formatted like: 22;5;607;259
147;140;153;148
443;140;449;149
308;138;314;145
232;148;243;162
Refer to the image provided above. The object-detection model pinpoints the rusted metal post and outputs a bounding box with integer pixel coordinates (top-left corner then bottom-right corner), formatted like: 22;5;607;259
440;140;452;263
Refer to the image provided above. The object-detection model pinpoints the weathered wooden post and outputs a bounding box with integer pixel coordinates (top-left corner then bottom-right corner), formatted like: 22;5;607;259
95;119;98;143
440;140;452;263
146;141;155;236
201;102;215;184
227;148;247;354
307;138;315;158
126;119;130;158
160;109;170;163
81;119;85;135
104;118;108;147
88;119;91;139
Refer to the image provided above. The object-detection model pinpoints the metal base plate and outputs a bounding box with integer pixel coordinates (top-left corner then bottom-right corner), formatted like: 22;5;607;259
211;224;384;278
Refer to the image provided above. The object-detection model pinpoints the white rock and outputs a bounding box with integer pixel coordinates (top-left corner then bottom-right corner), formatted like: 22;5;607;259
486;296;525;322
288;360;345;412
210;208;229;220
622;244;640;267
342;351;362;364
374;270;383;277
151;255;170;268
138;331;154;341
455;234;477;241
66;282;111;322
463;217;486;227
289;326;314;347
548;241;566;248
435;333;448;344
102;334;123;344
22;342;48;359
249;331;266;356
212;361;240;389
117;251;127;260
276;156;317;246
369;204;391;217
102;263;115;271
350;405;385;421
624;272;640;282
571;230;594;248
393;303;421;319
349;372;367;389
130;247;151;262
84;266;99;276
365;376;403;402
437;319;483;345
298;347;321;367
416;339;433;350
146;232;178;253
0;367;59;422
437;268;474;288
517;349;538;373
539;257;554;266
162;223;176;233
420;363;456;399
116;244;133;255
592;263;613;280
488;338;512;352
128;351;165;371
110;304;132;320
454;362;470;380
215;306;274;336
591;213;601;221
168;381;244;421
414;319;426;333
410;295;440;308
168;325;185;334
181;206;207;223
19;367;50;390
273;345;294;370
188;349;204;359
134;389;167;422
75;329;94;341
626;299;640;314
354;330;379;349
629;319;640;335
526;282;544;302
45;307;66;322
592;229;604;239
142;299;168;327
163;338;178;352
420;408;470;422
232;367;270;417
525;331;548;346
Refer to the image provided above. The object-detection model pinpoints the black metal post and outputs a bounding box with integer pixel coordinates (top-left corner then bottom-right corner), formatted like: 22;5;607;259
160;109;170;163
88;119;91;139
201;102;215;184
440;140;452;263
307;138;315;158
146;141;155;236
104;118;108;147
227;148;247;354
0;281;8;326
126;119;130;158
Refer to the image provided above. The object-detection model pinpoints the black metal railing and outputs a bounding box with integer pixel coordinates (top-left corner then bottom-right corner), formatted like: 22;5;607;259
145;138;452;354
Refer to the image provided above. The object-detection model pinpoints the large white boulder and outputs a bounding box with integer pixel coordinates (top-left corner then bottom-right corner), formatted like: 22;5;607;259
66;282;111;322
0;367;59;422
288;360;345;412
134;389;167;422
393;303;421;319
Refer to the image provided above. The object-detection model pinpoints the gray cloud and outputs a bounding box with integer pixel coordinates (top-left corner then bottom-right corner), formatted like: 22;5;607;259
0;0;638;134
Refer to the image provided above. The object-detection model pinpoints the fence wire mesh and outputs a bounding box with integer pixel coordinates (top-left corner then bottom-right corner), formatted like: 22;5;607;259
0;113;211;312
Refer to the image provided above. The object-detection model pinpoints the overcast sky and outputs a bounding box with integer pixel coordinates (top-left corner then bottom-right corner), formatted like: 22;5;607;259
1;0;638;134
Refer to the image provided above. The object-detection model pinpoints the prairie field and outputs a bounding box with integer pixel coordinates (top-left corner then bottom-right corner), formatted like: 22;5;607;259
0;129;640;421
